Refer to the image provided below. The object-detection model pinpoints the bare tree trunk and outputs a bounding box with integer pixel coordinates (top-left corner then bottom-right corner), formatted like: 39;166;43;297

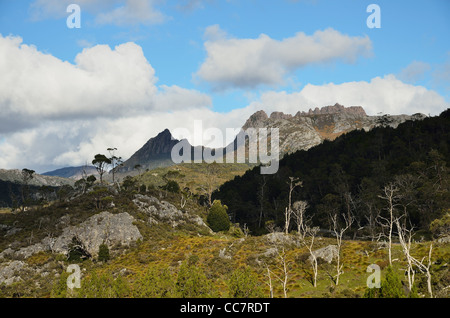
330;213;353;286
285;177;302;234
265;266;273;298
302;226;319;287
378;183;400;266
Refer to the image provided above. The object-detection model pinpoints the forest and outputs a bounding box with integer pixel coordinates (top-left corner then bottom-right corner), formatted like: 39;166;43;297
214;109;450;237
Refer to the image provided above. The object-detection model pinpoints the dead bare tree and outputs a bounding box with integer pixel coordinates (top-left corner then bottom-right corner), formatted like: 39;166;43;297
302;226;320;287
395;216;434;297
292;200;308;239
264;265;274;298
413;244;433;298
285;177;303;234
330;212;353;286
271;247;290;298
377;183;401;266
257;176;267;228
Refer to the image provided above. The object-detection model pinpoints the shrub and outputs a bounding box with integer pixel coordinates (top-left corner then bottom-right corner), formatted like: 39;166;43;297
67;236;91;262
364;266;407;298
97;243;110;262
133;266;176;298
175;260;214;298
162;180;180;193
227;267;264;298
207;200;231;232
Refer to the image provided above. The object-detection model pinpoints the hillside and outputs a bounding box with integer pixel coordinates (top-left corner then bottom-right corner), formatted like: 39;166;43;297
42;166;98;180
0;185;448;299
0;109;448;300
214;109;449;234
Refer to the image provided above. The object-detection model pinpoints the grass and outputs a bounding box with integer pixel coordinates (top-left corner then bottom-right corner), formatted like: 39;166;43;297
1;185;448;298
134;162;253;195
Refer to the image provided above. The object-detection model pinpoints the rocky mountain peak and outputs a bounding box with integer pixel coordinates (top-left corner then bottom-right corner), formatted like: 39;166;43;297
242;110;268;129
295;103;367;117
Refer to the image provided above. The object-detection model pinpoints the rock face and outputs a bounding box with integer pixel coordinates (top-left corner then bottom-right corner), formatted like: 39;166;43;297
119;129;181;172
49;211;143;257
240;103;427;157
133;194;210;230
0;260;27;286
308;245;339;264
3;212;143;260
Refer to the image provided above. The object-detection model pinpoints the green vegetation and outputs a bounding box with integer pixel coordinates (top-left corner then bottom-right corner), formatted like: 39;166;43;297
207;200;231;232
215;109;450;235
0;110;448;299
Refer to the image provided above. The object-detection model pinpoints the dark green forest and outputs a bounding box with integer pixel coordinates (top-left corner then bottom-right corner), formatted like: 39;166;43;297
214;109;450;236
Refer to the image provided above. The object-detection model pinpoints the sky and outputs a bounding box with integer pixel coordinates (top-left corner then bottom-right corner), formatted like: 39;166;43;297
0;0;449;173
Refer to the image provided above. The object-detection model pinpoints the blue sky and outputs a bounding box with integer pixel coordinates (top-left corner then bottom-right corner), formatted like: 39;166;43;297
0;0;449;172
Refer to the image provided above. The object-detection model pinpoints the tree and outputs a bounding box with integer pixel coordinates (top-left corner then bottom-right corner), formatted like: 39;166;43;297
92;154;111;184
272;247;291;298
378;183;401;266
330;212;353;285
257;176;267;228
396;216;434;297
292;200;308;239
200;163;220;207
207;200;231;232
21;168;35;211
365;266;406;298
97;243;110;262
302;226;320;287
380;266;406;298
67;236;91;262
285;177;303;234
107;147;123;185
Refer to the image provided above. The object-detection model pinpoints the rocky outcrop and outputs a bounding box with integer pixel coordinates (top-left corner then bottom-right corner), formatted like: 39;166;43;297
3;212;142;260
308;245;339;264
49;211;143;257
240;104;427;157
0;260;27;286
296;103;367;117
133;194;211;231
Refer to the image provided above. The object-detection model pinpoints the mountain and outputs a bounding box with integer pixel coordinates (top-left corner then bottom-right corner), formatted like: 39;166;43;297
241;103;427;156
119;129;212;173
119;104;426;174
0;169;75;187
42;166;98;180
0;169;75;207
214;108;449;234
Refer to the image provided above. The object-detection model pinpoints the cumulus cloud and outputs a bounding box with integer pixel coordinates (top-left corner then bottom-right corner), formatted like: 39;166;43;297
247;75;448;116
196;26;373;90
1;73;447;173
0;34;447;174
0;34;210;134
29;0;166;25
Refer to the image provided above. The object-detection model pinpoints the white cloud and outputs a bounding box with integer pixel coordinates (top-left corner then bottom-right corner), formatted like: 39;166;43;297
247;75;448;116
29;0;166;26
196;26;373;90
0;34;447;174
0;34;210;134
1;73;447;173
